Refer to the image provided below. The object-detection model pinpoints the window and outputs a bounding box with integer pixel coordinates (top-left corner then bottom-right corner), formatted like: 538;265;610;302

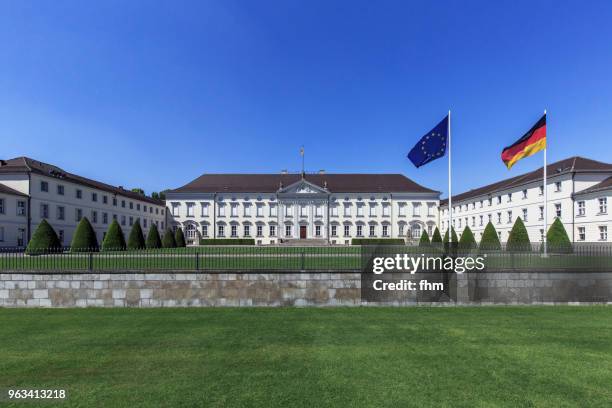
257;225;263;237
555;181;562;192
599;198;607;214
398;203;406;216
357;225;363;237
522;189;527;199
343;204;351;217
599;226;608;241
479;215;483;226
344;225;350;237
129;216;133;226
57;206;65;220
103;195;108;204
231;225;237;237
357;204;364;217
413;203;421;216
200;203;209;217
522;208;528;222
256;205;264;217
300;205;307;217
285;225;292;237
315;205;323;217
578;227;585;241
76;189;82;199
186;203;195;217
458;219;461;228
218;225;224;237
17;200;26;216
315;225;321;237
218;204;226;217
113;198;117;206
382;225;389;237
369;204;376;217
488;214;492;223
497;212;501;224
488;198;493;206
285;205;293;217
143;219;147;228
75;208;83;222
57;185;64;195
172;203;180;216
577;201;585;216
507;211;512;223
497;196;502;204
245;204;252;217
539;186;544;196
92;193;98;202
398;224;404;236
121;200;125;208
382;204;390;217
331;225;337;237
136;203;140;211
471;216;475;227
40;181;48;192
92;211;98;224
40;203;49;219
270;225;276;236
539;206;544;220
244;225;250;237
555;203;562;218
202;225;208;237
0;198;3;214
270;204;277;217
121;215;126;226
479;200;483;208
507;193;512;202
0;226;4;242
103;213;108;224
411;225;421;239
129;202;133;210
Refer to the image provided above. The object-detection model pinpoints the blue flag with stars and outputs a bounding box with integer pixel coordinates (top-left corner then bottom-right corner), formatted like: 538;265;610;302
407;115;448;168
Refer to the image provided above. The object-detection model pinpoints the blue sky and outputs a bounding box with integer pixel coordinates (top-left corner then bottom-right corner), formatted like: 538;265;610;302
1;0;611;197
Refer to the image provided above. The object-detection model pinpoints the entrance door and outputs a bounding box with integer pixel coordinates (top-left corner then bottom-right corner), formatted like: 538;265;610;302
300;226;307;239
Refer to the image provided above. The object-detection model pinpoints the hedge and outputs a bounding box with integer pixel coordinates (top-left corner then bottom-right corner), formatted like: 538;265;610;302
480;222;501;251
351;238;404;245
443;227;458;243
546;218;573;253
162;228;177;248
418;230;430;247
430;227;443;245
458;226;477;252
102;220;126;251
71;217;99;252
200;238;256;245
175;227;186;248
146;224;162;249
127;219;146;250
25;219;61;254
507;217;531;252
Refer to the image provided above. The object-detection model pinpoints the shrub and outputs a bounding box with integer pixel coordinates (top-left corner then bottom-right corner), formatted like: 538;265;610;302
26;219;61;254
71;217;98;252
127;219;146;250
102;220;126;251
146;224;162;249
351;238;404;245
507;217;531;252
458;226;477;252
443;227;458;243
418;230;430;247
479;222;501;251
175;227;186;247
546;218;572;253
162;228;177;248
430;227;443;245
199;238;256;245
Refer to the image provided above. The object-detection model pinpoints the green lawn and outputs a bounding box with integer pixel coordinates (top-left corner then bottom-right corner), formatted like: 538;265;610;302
1;307;611;407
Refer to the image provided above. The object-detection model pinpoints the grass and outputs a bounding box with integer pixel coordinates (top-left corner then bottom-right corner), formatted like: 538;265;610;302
1;307;611;407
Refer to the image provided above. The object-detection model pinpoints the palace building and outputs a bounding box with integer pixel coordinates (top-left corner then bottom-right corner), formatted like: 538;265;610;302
166;173;440;245
0;157;167;247
439;156;612;243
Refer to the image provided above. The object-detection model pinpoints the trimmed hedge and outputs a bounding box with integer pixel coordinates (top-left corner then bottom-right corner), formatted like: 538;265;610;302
71;217;98;252
162;228;177;248
418;230;430;247
351;238;404;245
200;238;256;245
102;220;126;251
507;217;531;252
458;226;477;252
146;224;162;249
480;222;501;251
175;227;186;248
431;227;443;245
546;218;573;253
127;219;146;250
26;219;61;254
443;227;458;243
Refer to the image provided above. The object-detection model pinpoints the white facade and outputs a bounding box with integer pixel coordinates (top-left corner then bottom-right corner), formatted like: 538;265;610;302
573;181;610;242
167;179;439;245
0;187;28;247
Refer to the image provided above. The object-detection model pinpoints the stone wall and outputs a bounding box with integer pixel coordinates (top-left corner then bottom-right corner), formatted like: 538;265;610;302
1;271;611;307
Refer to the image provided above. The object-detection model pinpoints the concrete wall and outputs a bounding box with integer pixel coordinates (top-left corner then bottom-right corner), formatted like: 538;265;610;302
2;271;612;307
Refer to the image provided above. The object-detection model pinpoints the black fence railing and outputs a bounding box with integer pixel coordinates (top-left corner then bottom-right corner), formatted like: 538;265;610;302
0;244;610;272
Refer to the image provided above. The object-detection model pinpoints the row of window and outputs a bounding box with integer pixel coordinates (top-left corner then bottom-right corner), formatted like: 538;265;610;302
576;198;608;216
209;224;395;238
39;180;163;215
578;226;608;241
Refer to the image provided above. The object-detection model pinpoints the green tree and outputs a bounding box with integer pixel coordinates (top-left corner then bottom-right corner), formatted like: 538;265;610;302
71;217;99;252
25;219;61;254
151;192;160;200
458;226;477;252
479;222;501;251
175;227;186;247
418;230;430;247
102;220;126;251
431;227;443;244
546;218;572;253
162;228;176;248
507;217;531;252
131;188;145;195
443;227;458;243
146;224;162;249
127;219;146;250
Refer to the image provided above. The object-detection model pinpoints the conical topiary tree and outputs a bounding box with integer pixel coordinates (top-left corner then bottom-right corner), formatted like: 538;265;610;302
26;219;61;254
162;228;177;248
507;217;531;252
146;224;162;249
418;230;430;247
443;227;459;254
443;227;458;243
175;227;186;247
479;221;501;251
102;220;126;251
546;218;572;253
431;227;443;245
127;219;146;250
458;226;477;252
71;217;99;252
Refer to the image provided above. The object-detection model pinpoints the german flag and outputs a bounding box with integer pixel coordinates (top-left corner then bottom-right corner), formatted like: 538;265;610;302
501;114;546;169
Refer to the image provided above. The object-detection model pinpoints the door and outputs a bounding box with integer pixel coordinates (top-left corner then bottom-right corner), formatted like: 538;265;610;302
300;225;307;239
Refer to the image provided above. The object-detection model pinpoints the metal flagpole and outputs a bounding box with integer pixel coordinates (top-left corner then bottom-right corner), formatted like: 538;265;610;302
543;109;548;256
448;110;452;242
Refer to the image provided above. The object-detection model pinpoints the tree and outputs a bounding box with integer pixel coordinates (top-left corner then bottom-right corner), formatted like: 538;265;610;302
443;227;458;243
131;188;145;195
71;217;99;252
479;222;501;251
507;217;531;252
102;220;126;251
159;190;169;200
146;224;162;249
151;192;160;200
127;219;146;250
162;228;176;248
26;219;61;254
175;227;186;247
431;227;443;245
418;230;430;247
546;218;572;253
458;226;477;252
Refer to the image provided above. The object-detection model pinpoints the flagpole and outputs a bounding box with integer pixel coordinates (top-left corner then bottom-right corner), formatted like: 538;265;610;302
543;109;547;256
448;110;452;242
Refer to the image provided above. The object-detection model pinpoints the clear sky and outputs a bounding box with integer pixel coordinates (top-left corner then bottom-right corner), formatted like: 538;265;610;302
1;0;611;197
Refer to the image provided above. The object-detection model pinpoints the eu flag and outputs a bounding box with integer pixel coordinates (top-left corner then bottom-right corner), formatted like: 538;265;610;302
407;115;449;168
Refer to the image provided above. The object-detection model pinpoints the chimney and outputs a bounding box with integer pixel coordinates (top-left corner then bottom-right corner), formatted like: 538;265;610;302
318;169;325;174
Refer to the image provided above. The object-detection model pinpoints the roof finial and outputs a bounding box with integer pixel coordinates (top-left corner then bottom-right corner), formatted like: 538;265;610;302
300;146;305;178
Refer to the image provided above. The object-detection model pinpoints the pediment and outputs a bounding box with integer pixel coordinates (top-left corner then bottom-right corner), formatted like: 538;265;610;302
278;179;328;194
